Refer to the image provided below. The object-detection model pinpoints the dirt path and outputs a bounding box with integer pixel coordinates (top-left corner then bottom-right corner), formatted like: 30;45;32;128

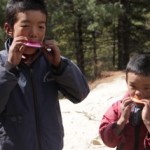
60;71;127;150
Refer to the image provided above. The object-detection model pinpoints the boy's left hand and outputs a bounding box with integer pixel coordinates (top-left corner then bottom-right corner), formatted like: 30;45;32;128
42;40;61;67
141;99;150;132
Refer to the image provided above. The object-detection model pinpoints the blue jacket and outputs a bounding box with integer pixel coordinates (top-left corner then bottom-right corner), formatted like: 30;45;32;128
0;39;89;150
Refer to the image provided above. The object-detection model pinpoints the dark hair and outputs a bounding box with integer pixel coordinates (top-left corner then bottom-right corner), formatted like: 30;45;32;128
5;0;48;27
126;53;150;76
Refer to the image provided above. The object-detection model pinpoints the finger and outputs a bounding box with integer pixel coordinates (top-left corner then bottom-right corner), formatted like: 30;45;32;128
43;40;59;49
14;44;22;52
122;97;132;104
19;45;25;53
142;100;150;107
15;36;28;42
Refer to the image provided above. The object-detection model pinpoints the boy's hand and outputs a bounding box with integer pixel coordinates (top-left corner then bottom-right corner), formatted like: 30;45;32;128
141;99;150;132
115;97;132;135
8;37;27;66
120;97;132;122
42;40;61;67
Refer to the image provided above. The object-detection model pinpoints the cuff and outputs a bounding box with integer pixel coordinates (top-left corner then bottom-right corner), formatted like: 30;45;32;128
4;61;20;76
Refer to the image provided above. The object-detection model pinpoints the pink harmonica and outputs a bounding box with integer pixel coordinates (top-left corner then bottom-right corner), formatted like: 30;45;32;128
24;42;42;48
24;42;52;52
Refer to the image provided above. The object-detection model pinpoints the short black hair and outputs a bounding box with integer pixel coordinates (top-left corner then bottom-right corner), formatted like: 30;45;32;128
126;53;150;76
5;0;48;27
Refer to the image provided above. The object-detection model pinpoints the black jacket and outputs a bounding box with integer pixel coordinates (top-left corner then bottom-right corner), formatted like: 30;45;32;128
0;39;90;150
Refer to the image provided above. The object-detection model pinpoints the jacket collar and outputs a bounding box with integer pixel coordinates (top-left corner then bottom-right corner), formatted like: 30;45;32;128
5;37;13;51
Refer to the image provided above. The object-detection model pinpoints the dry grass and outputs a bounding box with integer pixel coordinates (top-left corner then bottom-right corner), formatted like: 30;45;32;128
89;71;125;90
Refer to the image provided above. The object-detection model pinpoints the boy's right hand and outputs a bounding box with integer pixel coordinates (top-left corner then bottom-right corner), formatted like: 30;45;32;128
115;97;132;135
8;37;27;66
119;97;133;122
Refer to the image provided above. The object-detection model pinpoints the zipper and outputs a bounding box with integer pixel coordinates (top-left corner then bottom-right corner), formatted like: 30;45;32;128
134;125;140;150
30;68;42;150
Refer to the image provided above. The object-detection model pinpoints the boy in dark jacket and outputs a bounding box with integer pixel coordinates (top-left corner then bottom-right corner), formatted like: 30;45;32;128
0;0;90;150
99;53;150;150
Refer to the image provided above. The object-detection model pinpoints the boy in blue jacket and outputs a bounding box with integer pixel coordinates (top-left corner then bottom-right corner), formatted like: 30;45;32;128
0;0;90;149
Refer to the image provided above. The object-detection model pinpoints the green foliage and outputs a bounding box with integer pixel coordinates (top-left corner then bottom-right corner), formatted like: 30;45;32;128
0;0;149;79
45;0;150;78
0;0;8;49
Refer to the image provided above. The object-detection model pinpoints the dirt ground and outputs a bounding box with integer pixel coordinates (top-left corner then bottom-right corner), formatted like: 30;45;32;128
89;71;125;89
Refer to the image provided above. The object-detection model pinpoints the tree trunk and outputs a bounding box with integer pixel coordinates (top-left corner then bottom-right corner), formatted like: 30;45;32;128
112;26;116;67
92;31;98;78
117;0;130;69
74;15;85;74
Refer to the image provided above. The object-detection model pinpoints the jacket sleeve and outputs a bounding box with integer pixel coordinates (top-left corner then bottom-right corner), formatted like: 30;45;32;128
99;100;125;148
0;59;19;113
52;57;90;103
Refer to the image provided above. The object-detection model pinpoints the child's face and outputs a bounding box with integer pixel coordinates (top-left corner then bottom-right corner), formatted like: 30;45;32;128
11;10;46;55
127;72;150;100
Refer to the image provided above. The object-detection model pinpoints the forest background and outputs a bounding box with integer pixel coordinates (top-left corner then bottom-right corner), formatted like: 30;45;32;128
0;0;150;80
